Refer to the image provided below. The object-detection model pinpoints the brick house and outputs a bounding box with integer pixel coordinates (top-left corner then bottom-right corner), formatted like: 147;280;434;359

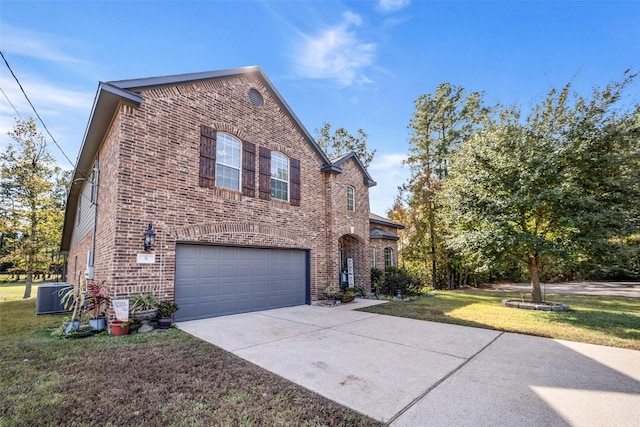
60;66;403;321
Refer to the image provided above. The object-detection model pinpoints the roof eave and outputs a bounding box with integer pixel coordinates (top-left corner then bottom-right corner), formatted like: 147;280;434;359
369;217;405;229
60;83;142;252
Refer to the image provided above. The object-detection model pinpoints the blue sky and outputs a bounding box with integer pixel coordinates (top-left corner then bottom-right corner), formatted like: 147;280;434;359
1;0;638;215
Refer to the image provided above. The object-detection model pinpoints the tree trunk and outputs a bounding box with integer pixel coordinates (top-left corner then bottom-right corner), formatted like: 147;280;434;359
429;201;437;289
23;272;32;299
528;255;542;303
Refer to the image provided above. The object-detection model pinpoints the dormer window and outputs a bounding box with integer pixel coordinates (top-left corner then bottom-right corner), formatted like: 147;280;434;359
347;186;355;212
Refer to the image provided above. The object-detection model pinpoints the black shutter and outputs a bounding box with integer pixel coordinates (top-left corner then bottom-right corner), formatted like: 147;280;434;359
242;141;256;197
199;125;216;188
259;146;271;200
290;158;301;206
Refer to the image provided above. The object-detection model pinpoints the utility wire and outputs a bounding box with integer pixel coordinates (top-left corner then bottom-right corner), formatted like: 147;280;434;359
0;86;24;120
1;50;96;208
0;50;83;177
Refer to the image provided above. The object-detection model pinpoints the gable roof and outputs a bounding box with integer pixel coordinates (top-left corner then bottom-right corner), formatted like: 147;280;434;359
322;152;377;187
60;66;332;253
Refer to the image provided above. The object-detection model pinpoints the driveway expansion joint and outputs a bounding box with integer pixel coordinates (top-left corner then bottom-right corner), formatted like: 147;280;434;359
387;331;505;425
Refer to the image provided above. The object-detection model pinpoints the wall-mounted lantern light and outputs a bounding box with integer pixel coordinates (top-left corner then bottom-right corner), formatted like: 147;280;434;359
143;223;156;252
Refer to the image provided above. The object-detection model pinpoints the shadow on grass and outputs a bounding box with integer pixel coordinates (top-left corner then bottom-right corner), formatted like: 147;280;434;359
357;289;640;348
357;291;506;331
527;292;640;342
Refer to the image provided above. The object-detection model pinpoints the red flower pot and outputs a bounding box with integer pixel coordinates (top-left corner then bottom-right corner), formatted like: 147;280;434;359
110;320;130;336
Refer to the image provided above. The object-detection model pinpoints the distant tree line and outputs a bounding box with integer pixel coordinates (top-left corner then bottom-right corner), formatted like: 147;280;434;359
388;72;640;302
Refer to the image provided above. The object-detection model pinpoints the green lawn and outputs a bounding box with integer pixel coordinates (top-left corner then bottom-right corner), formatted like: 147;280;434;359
0;297;381;427
358;288;640;351
0;273;52;302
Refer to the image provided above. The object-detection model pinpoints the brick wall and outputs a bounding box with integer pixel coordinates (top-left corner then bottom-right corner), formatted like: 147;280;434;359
327;157;372;291
91;74;333;301
370;222;401;270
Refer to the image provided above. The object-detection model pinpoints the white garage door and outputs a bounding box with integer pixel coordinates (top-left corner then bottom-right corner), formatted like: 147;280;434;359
175;244;309;321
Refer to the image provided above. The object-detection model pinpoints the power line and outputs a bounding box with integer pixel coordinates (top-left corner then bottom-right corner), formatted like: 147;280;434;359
0;86;24;120
0;50;97;208
0;50;82;176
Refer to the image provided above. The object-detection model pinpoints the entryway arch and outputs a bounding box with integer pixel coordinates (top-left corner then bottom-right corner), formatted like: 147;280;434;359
338;234;368;290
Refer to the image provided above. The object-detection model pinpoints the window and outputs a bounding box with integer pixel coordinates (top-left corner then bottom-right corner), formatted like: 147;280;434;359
370;247;376;268
347;186;355;211
384;248;393;269
216;133;241;191
271;152;289;201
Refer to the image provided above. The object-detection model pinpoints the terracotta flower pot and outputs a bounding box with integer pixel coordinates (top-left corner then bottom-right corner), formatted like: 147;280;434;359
110;320;130;336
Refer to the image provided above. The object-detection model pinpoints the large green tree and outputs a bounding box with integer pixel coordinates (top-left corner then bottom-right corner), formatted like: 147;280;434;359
401;83;492;288
315;122;376;168
440;73;640;302
1;118;63;298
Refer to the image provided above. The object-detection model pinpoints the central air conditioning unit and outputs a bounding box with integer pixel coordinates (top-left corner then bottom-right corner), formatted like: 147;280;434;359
36;283;71;315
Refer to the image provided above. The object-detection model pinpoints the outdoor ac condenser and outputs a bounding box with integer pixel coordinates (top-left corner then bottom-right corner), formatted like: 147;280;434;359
35;283;71;315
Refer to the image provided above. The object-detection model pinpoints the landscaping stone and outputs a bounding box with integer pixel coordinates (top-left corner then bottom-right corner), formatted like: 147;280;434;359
501;299;570;311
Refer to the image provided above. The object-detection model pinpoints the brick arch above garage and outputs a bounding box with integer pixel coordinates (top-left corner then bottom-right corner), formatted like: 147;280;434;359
167;221;315;249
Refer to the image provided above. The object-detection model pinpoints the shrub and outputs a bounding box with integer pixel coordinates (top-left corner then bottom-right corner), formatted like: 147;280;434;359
380;267;422;298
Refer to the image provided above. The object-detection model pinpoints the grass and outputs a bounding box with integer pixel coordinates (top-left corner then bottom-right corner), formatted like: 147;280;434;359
0;273;53;302
0;298;381;427
358;288;640;351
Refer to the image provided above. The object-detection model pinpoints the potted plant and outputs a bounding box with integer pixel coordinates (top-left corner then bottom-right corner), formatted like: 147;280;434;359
156;300;179;329
57;282;86;334
109;319;131;336
338;284;356;303
130;293;159;333
324;282;339;301
84;280;110;331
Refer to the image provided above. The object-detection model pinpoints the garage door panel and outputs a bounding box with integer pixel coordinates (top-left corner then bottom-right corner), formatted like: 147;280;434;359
198;283;219;298
175;245;308;321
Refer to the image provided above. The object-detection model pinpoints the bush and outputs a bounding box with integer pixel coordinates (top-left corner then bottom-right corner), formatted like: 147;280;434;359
379;267;422;298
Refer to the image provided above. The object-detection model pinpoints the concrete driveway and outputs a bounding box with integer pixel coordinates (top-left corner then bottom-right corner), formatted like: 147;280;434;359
178;300;640;426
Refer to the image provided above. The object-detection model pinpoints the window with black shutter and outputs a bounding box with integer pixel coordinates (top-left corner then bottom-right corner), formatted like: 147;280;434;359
290;158;301;206
259;146;271;200
242;141;256;197
199;125;216;188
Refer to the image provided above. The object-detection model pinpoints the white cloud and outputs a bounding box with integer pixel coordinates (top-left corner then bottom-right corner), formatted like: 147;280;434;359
0;73;94;167
378;0;411;13
0;22;97;166
0;22;90;66
292;12;376;86
368;153;409;215
342;11;363;26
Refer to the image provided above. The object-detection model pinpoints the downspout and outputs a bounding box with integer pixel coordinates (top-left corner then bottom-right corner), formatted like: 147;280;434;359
87;157;99;279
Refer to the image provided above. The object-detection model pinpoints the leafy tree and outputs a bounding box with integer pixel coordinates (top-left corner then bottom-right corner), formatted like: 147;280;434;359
440;73;640;302
1;118;63;297
403;83;492;288
314;122;376;168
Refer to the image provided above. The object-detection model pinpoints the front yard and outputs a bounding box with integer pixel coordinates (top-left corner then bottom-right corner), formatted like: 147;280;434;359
358;288;640;351
2;283;638;426
0;297;381;427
